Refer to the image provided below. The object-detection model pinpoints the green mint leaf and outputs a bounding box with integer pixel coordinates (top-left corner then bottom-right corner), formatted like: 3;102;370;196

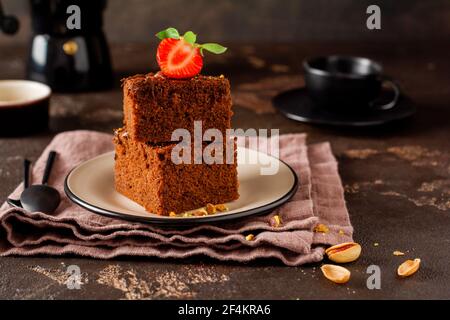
200;43;227;55
183;31;197;44
156;27;180;40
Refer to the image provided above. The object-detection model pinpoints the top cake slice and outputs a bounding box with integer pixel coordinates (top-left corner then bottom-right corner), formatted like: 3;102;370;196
122;73;233;143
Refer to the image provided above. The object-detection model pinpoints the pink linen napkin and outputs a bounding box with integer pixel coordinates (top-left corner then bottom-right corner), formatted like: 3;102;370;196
0;130;353;266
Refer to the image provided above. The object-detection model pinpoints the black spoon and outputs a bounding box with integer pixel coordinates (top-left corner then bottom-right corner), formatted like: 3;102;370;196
19;151;61;213
6;158;31;208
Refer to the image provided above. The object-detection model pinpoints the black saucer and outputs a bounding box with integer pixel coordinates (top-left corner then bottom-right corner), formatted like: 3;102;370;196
272;87;416;127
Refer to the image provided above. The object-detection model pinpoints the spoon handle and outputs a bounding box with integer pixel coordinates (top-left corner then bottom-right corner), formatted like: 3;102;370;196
42;151;57;185
23;159;31;188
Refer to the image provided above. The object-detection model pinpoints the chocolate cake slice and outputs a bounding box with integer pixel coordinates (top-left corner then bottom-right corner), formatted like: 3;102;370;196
122;73;233;144
114;128;239;216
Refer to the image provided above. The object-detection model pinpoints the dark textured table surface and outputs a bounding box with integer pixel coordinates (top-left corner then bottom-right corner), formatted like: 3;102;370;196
0;42;449;299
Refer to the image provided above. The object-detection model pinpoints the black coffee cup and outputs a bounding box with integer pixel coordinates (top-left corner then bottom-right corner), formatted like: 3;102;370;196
303;56;400;112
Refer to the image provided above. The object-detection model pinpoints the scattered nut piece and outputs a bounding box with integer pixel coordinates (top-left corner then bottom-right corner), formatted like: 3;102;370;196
393;250;405;256
215;204;228;212
338;230;345;235
325;242;361;263
245;234;255;241
320;264;351;284
206;203;217;215
269;214;282;228
374;242;379;247
397;258;421;277
169;211;177;217
192;209;208;217
314;224;329;233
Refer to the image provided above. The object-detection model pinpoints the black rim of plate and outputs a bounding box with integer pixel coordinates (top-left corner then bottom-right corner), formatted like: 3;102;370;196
64;152;299;227
273;88;416;127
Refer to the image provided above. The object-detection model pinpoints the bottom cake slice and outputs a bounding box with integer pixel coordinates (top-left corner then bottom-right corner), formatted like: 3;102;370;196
113;128;239;216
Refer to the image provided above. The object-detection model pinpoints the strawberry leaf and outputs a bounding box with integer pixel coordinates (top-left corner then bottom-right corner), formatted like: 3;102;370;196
183;31;197;44
200;43;227;55
156;27;180;40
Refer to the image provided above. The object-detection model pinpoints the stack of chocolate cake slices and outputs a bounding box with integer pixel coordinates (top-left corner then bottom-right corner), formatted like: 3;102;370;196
114;73;239;216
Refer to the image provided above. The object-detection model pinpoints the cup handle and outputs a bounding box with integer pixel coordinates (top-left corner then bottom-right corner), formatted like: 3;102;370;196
369;76;401;111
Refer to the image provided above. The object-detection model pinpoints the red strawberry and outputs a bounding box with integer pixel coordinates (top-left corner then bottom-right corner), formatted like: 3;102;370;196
156;38;203;79
155;28;228;79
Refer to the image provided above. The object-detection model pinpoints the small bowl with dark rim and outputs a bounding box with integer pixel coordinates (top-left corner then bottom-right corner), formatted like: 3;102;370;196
0;80;51;136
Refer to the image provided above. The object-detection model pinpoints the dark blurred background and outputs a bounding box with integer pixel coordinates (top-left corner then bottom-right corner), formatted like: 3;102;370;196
1;0;449;45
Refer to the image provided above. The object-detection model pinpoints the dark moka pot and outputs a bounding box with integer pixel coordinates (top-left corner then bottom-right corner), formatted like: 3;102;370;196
0;0;113;92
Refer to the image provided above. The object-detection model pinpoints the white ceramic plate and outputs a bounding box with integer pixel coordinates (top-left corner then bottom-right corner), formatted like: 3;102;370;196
65;147;298;226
